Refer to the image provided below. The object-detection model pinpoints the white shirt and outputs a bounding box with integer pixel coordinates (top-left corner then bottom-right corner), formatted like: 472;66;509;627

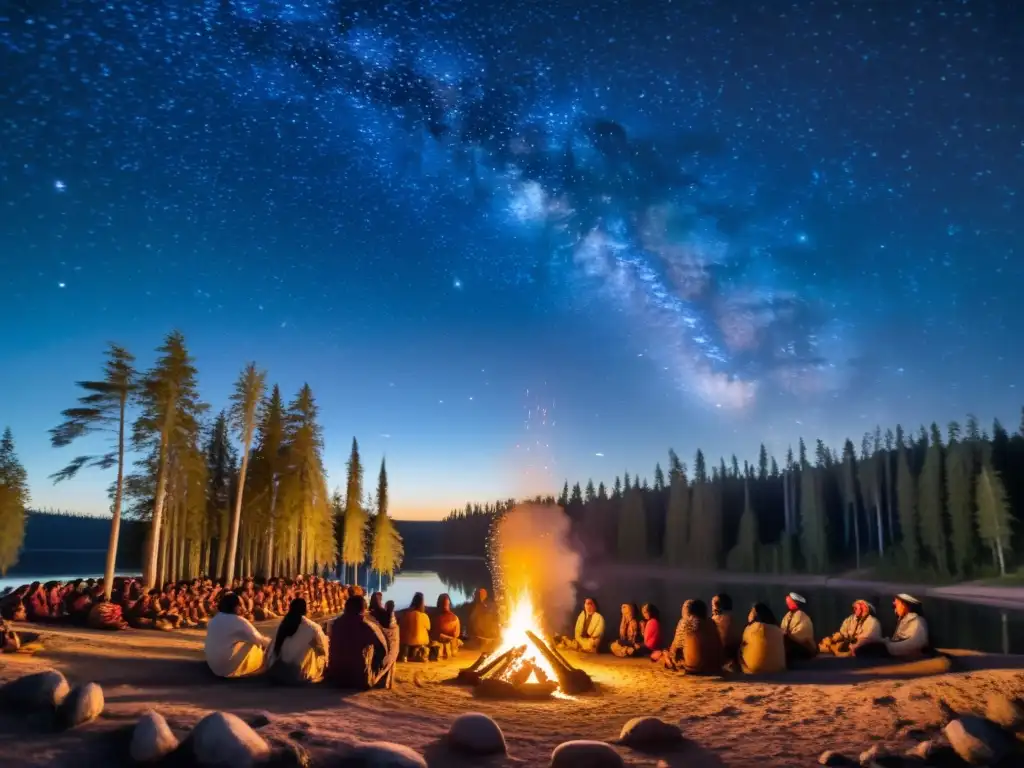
204;611;270;677
268;616;329;667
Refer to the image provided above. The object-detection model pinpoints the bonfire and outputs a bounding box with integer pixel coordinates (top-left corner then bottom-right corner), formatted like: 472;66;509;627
456;591;593;699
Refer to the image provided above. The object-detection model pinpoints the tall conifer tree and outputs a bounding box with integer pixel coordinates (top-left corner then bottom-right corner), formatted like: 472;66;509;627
342;437;367;584
0;428;28;576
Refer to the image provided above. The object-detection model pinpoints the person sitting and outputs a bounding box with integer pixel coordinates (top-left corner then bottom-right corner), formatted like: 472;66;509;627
780;592;817;662
465;588;499;649
712;593;743;662
820;599;882;655
557;597;605;653
374;601;401;689
368;592;388;626
204;592;271;678
640;603;662;657
398;592;432;662
853;594;930;659
267;598;329;684
431;593;461;659
739;603;787;674
1;618;20;653
25;583;50;622
663;599;724;675
326;595;392;690
610;603;643;657
87;596;129;631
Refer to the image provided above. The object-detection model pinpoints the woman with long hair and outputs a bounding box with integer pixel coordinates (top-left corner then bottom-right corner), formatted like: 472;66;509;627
266;597;329;684
398;591;432;662
738;602;786;674
609;603;642;657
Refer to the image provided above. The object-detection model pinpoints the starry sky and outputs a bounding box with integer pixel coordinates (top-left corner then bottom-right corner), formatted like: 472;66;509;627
2;0;1022;520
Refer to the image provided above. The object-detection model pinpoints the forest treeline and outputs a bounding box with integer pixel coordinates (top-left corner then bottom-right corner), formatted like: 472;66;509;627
0;332;405;599
438;416;1024;581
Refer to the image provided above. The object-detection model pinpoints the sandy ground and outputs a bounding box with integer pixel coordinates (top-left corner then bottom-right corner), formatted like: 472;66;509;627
3;625;1024;767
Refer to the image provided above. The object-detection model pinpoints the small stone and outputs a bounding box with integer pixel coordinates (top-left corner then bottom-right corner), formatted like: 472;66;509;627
818;750;857;766
985;694;1024;733
550;740;624;768
945;716;1012;765
616;716;683;748
858;744;890;766
55;682;104;729
131;710;179;763
905;740;935;760
873;696;896;707
0;669;70;711
247;712;272;729
190;711;271;767
447;712;507;755
338;741;428;767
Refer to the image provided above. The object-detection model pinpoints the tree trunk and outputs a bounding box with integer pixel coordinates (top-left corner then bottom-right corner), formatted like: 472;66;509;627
103;396;128;600
216;509;228;582
996;537;1007;576
143;433;172;588
875;499;884;556
884;454;895;545
224;425;254;582
782;471;790;534
852;502;861;569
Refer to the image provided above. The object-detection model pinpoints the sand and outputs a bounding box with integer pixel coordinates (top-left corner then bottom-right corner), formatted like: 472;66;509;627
3;625;1024;767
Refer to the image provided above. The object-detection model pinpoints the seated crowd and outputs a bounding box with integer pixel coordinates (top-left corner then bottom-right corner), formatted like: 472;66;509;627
554;591;932;675
0;575;347;633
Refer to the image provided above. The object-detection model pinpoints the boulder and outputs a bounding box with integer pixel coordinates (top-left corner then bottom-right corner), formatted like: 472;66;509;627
986;694;1024;733
56;682;104;729
247;712;272;730
447;712;507;755
945;716;1013;765
818;751;857;766
905;740;936;760
190;711;271;767
337;741;428;767
550;740;624;768
616;716;683;749
131;710;179;763
0;669;70;711
858;744;889;766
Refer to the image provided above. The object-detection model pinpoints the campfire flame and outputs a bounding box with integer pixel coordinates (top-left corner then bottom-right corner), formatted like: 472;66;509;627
481;590;561;686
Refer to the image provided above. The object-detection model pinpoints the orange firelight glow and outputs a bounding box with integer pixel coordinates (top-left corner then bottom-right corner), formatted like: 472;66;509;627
480;590;561;684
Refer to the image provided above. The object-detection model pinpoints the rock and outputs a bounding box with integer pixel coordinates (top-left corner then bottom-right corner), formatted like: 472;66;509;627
550;740;624;768
190;711;271;767
446;712;507;755
986;694;1024;733
818;751;857;766
905;740;936;760
337;741;428;767
858;744;889;765
945;716;1013;765
55;682;104;729
131;710;179;763
616;716;683;748
0;669;70;711
247;712;272;729
267;742;312;768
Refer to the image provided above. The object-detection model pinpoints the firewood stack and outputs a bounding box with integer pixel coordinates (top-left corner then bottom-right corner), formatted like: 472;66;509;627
453;632;594;699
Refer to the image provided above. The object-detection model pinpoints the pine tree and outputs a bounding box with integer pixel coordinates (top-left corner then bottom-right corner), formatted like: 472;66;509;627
133;331;206;588
840;439;859;564
727;481;759;571
976;459;1012;576
653;463;665;492
569;482;583;506
663;468;690;566
0;428;29;575
558;481;569;506
370;458;403;589
800;466;828;572
917;424;948;574
617;482;647;560
896;445;919;569
247;386;286;577
584;479;596;504
223;362;266;583
945;425;976;578
205;412;237;578
49;344;137;599
342;437;367;583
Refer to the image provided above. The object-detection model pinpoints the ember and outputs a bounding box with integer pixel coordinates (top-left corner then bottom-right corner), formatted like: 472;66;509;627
455;591;593;698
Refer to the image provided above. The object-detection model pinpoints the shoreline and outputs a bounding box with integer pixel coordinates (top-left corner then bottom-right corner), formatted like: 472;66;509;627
583;563;1024;610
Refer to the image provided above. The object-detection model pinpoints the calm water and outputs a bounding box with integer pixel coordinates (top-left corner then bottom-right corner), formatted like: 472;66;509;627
6;559;1024;654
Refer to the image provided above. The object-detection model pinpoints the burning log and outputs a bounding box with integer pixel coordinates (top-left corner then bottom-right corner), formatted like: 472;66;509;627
475;677;558;700
525;630;594;694
455;644;525;686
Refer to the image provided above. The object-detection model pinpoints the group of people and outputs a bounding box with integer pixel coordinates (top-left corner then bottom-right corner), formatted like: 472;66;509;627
0;575;350;645
558;591;932;675
202;587;490;688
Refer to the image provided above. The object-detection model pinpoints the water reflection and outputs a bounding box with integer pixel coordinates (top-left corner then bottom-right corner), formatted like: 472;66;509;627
378;558;491;609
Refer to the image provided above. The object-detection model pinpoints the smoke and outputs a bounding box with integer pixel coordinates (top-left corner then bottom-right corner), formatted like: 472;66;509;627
488;503;581;633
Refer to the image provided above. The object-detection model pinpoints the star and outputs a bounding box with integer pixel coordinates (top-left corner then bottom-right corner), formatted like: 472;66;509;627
453;278;462;290
54;180;66;192
57;282;65;288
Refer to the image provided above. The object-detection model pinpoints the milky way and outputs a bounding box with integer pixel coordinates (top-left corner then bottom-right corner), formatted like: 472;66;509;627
2;0;1023;500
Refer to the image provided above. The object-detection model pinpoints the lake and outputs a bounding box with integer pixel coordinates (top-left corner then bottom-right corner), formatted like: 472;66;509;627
6;558;1024;654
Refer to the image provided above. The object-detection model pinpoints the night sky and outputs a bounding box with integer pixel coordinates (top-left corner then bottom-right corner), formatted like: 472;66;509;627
2;0;1022;519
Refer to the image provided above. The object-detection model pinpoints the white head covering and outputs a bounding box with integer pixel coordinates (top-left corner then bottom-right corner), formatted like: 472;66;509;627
853;599;875;613
787;592;806;604
896;593;921;606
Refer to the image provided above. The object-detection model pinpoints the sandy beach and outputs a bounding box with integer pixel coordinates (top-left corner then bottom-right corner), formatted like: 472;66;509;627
3;622;1024;767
